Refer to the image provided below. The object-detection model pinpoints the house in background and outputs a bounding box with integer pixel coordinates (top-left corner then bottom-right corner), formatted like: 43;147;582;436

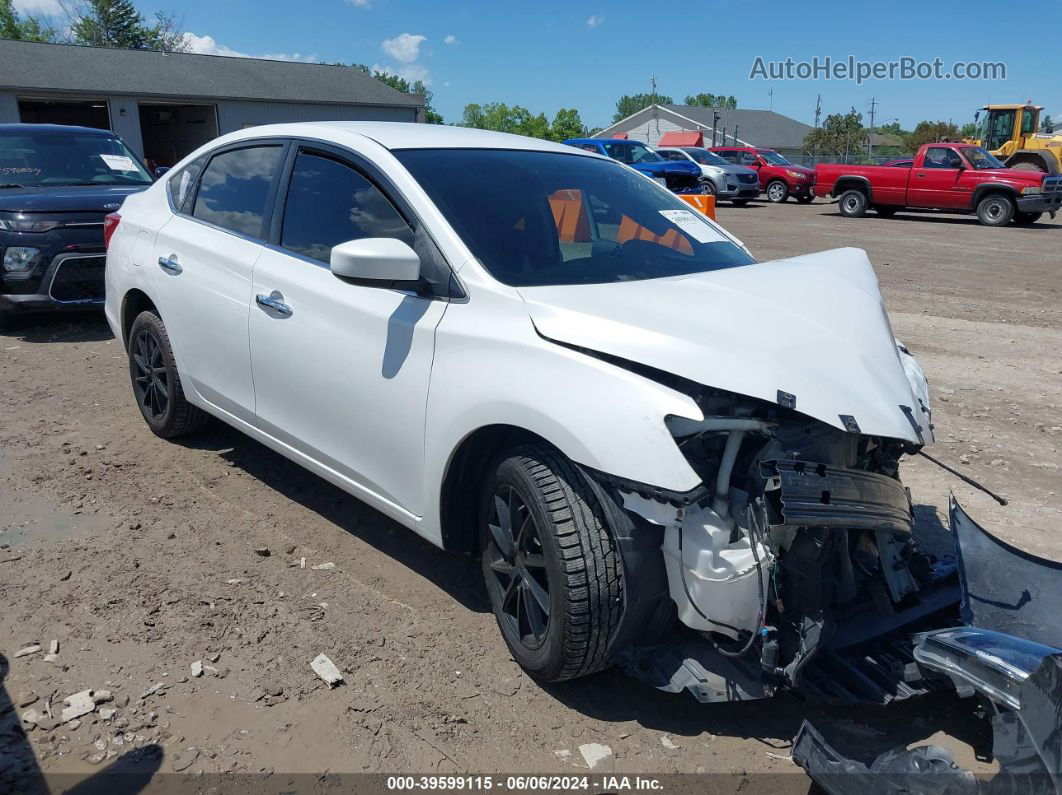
0;40;425;168
596;103;814;159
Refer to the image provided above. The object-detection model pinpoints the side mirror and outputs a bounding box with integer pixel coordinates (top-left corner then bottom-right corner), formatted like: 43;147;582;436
153;166;170;180
330;237;421;282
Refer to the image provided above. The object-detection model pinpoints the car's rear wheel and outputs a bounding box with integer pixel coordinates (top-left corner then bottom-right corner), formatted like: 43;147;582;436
838;189;869;218
127;310;209;438
480;444;622;682
1013;211;1043;225
976;193;1015;226
766;180;789;203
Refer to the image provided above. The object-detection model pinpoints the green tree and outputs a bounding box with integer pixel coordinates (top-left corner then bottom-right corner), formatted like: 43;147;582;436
69;0;187;51
803;107;867;156
905;120;961;149
959;122;978;139
1042;114;1053;132
683;93;737;109
613;92;673;123
350;64;443;123
1;0;56;41
550;108;585;141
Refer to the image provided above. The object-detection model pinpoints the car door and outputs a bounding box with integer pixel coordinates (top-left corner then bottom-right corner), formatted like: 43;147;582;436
908;147;970;209
150;142;285;424
248;144;448;518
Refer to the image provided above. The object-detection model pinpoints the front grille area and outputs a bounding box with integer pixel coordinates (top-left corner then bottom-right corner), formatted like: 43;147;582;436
1044;176;1062;195
49;256;106;303
665;172;699;191
737;173;758;184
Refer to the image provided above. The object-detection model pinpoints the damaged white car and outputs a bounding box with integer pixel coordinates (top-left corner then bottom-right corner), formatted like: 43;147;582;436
104;123;945;700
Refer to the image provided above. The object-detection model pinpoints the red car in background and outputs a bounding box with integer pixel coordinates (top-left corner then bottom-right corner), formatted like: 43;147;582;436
814;142;1062;226
709;146;816;203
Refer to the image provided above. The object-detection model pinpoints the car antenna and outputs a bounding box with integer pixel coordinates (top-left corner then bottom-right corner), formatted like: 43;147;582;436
917;450;1008;506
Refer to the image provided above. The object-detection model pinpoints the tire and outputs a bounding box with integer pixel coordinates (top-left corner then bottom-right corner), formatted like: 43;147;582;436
1014;211;1043;225
480;444;623;682
976;193;1015;227
875;205;899;218
731;199;751;207
699;178;717;196
795;195;814;204
127;309;209;438
838;189;869;218
766;180;789;203
1009;161;1046;173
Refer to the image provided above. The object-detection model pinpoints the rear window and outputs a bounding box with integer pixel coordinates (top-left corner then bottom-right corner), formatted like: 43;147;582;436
192;146;283;238
395;148;754;287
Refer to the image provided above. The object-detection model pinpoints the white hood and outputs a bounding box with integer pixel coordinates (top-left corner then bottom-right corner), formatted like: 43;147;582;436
518;247;932;445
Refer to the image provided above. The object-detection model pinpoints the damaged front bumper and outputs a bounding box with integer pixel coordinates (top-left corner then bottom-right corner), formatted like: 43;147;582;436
792;501;1062;793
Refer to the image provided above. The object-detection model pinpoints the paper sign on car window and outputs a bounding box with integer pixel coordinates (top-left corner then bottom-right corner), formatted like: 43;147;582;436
99;154;137;171
658;209;726;244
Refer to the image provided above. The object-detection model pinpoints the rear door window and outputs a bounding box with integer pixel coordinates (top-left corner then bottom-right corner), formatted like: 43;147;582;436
192;145;283;238
280;151;414;264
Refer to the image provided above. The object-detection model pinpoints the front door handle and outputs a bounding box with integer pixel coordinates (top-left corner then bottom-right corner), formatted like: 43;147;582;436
256;291;293;317
158;254;183;274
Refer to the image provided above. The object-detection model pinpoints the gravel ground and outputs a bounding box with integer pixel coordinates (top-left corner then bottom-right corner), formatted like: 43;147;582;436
1;199;1059;790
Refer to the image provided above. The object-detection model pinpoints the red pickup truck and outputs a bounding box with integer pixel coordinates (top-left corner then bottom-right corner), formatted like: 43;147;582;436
814;143;1062;226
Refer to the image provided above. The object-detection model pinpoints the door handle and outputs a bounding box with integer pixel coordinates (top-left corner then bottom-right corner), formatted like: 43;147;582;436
256;292;293;317
915;173;926;178
157;255;183;274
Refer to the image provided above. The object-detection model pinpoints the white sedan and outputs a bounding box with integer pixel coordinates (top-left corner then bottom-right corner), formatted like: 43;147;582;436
105;122;937;700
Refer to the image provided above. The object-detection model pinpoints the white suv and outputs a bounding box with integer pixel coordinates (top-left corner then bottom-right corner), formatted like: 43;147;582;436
105;122;936;699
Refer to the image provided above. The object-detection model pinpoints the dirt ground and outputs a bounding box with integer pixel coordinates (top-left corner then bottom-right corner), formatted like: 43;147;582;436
1;199;1059;791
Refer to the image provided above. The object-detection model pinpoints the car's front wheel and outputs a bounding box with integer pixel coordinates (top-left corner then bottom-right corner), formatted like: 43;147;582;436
766;180;789;203
976;193;1015;226
480;445;622;682
127;309;209;438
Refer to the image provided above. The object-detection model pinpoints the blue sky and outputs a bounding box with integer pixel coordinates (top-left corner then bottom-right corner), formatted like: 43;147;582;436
15;0;1060;129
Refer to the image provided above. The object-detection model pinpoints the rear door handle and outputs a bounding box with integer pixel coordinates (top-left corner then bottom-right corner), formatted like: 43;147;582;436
256;291;293;317
158;255;183;274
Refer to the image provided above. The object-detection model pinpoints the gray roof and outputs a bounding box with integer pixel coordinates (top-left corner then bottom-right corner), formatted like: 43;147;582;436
660;105;813;149
598;104;814;150
0;39;423;108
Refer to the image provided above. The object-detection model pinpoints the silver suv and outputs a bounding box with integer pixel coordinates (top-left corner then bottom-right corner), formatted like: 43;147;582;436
657;146;761;205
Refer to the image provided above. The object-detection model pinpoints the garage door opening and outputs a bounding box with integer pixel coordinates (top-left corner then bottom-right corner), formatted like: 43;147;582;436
18;97;110;129
138;103;219;170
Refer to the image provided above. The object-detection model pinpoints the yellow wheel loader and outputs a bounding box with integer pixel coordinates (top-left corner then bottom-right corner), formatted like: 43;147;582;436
966;103;1062;174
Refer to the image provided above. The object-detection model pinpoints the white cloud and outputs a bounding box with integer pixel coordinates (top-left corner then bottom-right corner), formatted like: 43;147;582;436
372;62;431;86
443;34;458;45
347;0;371;6
586;14;604;28
380;33;426;64
12;0;62;14
182;33;317;62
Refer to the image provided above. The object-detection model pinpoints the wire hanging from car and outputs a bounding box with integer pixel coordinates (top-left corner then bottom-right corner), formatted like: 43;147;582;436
917;450;1008;506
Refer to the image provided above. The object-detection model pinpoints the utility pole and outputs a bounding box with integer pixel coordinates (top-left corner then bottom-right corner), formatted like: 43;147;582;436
733;124;739;145
868;97;877;160
814;94;822;128
712;108;721;147
768;88;774;111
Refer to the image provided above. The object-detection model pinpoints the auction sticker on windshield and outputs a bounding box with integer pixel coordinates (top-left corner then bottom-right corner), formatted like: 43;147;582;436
658;209;726;244
99;154;137;171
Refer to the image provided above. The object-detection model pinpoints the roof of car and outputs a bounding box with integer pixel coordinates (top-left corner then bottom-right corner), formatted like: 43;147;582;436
0;123;117;136
218;122;588;154
564;138;639;145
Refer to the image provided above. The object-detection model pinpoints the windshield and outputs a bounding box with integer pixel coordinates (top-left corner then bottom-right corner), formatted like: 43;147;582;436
682;148;729;166
395;149;755;287
0;133;152;188
963;146;1006;170
758;150;791;165
602;141;664;164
